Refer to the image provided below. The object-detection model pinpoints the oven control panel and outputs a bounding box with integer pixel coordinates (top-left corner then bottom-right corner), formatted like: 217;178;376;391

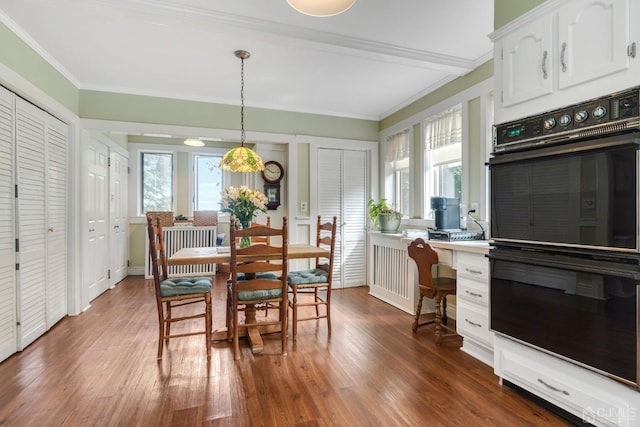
494;86;640;153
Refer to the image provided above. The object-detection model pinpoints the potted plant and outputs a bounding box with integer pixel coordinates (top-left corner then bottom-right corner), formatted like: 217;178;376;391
368;198;402;233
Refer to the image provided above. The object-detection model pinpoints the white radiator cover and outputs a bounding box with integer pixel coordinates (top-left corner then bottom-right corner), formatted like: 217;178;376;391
145;226;217;278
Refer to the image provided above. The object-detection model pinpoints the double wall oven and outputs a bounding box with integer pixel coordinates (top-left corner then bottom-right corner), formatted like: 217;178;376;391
489;86;640;388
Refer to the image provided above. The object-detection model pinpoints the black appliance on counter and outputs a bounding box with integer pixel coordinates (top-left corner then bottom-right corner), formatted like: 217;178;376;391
489;86;640;388
430;196;460;230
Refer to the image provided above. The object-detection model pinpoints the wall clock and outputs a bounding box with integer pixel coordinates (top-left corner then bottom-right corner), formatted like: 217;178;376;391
262;160;284;184
262;161;284;210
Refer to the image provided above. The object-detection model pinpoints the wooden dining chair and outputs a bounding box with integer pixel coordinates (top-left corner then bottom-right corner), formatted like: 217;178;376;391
146;216;212;359
287;215;337;340
407;238;458;344
251;216;271;244
226;216;288;360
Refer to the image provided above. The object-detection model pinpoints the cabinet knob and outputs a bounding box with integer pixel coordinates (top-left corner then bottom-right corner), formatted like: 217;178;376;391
48;227;54;232
541;50;548;80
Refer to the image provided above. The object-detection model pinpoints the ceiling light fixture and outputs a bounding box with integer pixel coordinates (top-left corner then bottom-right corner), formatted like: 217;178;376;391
287;0;356;17
220;50;265;173
184;138;205;147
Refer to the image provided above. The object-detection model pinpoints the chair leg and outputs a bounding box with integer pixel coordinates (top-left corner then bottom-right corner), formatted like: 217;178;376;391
205;293;212;358
434;296;443;345
314;288;320;317
157;308;165;359
412;295;423;333
291;286;298;341
281;300;288;356
442;296;448;324
165;302;172;343
326;288;332;337
233;307;240;361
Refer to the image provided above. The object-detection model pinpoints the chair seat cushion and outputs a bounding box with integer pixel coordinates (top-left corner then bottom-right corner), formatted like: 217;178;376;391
288;268;329;286
160;277;212;297
233;273;282;301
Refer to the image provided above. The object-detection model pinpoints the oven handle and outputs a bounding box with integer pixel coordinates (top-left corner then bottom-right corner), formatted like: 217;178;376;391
489;135;640;165
488;251;640;280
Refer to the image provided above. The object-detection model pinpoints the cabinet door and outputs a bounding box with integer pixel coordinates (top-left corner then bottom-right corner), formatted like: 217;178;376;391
558;0;629;89
500;14;553;107
0;87;17;361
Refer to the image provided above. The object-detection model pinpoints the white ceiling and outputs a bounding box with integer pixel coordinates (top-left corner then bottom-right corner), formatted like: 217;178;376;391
0;0;494;121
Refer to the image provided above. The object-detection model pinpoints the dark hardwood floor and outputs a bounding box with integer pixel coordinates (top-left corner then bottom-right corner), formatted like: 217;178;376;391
0;275;571;426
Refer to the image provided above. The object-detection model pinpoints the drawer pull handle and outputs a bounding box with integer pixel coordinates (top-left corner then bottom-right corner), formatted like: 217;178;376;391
465;268;483;275
537;378;570;396
465;318;482;328
465;290;482;298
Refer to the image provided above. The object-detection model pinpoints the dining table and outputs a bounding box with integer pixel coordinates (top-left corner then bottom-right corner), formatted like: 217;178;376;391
168;244;330;354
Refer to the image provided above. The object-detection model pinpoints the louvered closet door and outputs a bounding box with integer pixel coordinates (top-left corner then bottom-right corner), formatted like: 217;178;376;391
15;98;46;349
45;113;68;326
318;148;367;288
0;87;17;361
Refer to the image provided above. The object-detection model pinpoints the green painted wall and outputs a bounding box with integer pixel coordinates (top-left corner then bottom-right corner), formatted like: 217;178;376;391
380;60;493;131
0;22;79;114
467;97;482;207
79;90;378;142
494;0;546;30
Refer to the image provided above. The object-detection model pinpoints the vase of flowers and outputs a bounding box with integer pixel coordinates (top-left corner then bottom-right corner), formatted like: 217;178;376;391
220;185;268;248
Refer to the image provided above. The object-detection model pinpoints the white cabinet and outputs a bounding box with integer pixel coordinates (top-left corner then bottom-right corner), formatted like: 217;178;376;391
557;0;630;90
455;251;493;366
492;0;639;122
494;335;638;427
499;14;554;108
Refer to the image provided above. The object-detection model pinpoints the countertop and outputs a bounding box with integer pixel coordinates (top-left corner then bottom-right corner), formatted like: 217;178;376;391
369;231;491;255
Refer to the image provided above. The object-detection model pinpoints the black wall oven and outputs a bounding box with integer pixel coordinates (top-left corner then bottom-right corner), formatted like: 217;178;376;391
489;86;640;388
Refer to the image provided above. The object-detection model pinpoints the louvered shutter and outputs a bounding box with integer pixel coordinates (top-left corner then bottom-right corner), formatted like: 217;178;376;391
318;149;343;287
46;113;68;326
318;148;367;288
0;87;17;361
15;98;47;349
341;150;366;286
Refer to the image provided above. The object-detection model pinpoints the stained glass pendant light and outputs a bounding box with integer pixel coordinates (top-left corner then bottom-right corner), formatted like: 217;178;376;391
220;50;265;173
287;0;356;17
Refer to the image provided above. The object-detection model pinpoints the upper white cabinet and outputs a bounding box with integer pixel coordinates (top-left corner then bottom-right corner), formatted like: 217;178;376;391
492;0;639;123
557;0;630;90
500;14;554;108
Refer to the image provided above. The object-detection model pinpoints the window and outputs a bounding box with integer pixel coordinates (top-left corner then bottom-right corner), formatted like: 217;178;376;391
424;104;462;212
141;152;173;213
194;154;223;210
385;129;410;217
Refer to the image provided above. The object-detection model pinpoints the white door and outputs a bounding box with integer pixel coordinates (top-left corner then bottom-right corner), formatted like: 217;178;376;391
0;86;17;361
317;148;367;288
109;151;128;286
85;135;109;301
15;98;47;349
557;0;629;90
45;113;68;326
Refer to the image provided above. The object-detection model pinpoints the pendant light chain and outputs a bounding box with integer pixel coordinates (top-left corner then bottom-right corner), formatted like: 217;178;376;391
240;55;246;147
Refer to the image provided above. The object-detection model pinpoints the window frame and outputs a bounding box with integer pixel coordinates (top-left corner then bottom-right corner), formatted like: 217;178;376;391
189;151;227;214
138;149;176;216
423;103;463;211
377;78;493;221
383;128;412;218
